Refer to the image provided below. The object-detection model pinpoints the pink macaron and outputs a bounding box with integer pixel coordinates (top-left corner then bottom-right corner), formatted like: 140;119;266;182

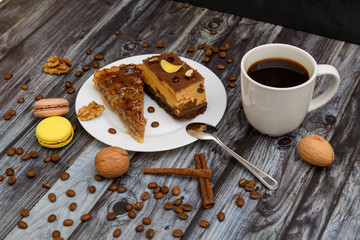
34;98;70;118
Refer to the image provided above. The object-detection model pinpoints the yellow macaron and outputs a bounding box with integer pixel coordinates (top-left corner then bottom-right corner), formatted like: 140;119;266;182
36;116;74;148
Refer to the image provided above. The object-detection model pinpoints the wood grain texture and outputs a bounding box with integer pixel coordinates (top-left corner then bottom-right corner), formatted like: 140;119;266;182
1;0;360;239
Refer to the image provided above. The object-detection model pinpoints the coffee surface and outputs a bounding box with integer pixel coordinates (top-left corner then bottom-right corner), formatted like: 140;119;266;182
247;58;309;88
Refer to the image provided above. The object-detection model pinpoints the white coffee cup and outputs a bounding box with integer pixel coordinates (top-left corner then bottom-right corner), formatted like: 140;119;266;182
240;43;340;137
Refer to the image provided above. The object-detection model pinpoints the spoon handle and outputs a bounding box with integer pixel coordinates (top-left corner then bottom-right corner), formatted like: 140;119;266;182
213;137;278;190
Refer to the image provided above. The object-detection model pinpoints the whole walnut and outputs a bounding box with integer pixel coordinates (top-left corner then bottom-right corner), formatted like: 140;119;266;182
95;147;129;178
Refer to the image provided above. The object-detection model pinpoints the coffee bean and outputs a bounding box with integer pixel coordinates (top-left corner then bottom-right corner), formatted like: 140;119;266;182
128;210;136;219
43;155;52;163
226;57;234;63
154;192;164;199
228;82;236;88
114;29;121;35
113;228;122;238
66;189;76;197
141;42;149;48
20;208;29;217
63;219;73;226
108;128;117;134
8;109;16;116
248;180;256;186
210;30;217;35
92;61;99;68
134;202;143;210
224;42;230;48
245;183;255;192
89;185;96;193
217;212;225;222
172;187;180;196
16;147;23;155
219;46;228;51
66;86;75;94
82;65;91;71
3;112;12;120
228;76;238;81
4;73;13;80
153;186;161;194
51;153;60;162
81;213;92;222
94;54;104;60
164;202;174;210
205;49;213;56
26;170;36;178
35;95;44;101
75;71;83;77
125;203;133;211
236;197;245;207
183;2;190;8
199;219;210;228
182;203;192;211
142;217;151;225
52;230;61;238
48;193;56;202
219;51;227;58
85;49;93;55
42;182;51;189
117;186;127;193
108;183;118;191
239;102;243;108
8;176;16;185
7;147;16;156
212;46;219;53
21;153;31;160
177;213;188;220
69;202;77;211
135;225;144;232
156;43;164;48
60;172;70;181
217;64;225;70
107;212;116;220
0;175;3;181
21;84;28;90
173;229;183;237
30;150;38;158
6;168;14;176
187;47;194;52
250;191;260;199
18;97;25;103
147;107;155;113
145;229;154;238
141;191;150;201
65;81;72;88
201;57;210;63
160;185;169;194
174;198;182;206
151;121;159;128
147;182;157;189
48;214;57;222
94;174;104;181
174;206;183;214
17;221;27;229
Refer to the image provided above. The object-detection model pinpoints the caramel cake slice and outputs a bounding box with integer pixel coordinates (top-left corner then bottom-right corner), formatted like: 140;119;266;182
93;64;146;143
142;52;207;120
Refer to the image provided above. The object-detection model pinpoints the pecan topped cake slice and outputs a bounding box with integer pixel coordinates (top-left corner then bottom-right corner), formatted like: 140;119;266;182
93;64;146;143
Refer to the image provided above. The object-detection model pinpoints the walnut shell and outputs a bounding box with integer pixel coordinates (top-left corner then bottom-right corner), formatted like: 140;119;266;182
95;147;129;178
297;134;335;167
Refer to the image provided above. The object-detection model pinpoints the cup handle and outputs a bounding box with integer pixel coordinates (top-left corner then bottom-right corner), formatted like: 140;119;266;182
308;64;340;112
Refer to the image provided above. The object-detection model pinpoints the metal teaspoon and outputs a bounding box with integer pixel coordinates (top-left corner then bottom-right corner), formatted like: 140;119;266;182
186;122;278;190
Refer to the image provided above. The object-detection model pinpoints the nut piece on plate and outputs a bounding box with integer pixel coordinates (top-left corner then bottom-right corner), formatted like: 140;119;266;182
77;101;105;121
297;134;335;167
95;147;130;178
43;56;72;75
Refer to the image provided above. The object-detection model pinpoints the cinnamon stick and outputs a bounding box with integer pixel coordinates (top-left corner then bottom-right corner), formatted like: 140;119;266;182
143;168;213;179
195;153;215;209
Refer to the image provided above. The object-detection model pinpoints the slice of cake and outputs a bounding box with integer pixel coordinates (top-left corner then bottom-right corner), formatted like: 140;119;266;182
93;64;146;143
142;52;207;120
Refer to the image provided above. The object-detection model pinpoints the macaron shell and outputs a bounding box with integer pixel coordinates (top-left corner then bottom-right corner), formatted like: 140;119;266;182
34;98;69;118
36;116;74;148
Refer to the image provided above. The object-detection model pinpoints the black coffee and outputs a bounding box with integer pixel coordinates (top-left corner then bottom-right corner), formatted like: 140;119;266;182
247;58;310;88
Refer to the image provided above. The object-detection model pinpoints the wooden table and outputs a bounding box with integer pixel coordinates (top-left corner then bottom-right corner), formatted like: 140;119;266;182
1;0;359;239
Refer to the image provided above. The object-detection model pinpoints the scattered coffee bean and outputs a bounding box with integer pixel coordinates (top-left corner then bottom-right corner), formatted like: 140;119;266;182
174;206;183;214
52;230;61;238
201;57;210;63
48;193;56;202
66;189;76;197
134;202;143;210
63;219;73;226
239;102;243;108
18;97;25;103
126;203;133;211
199;219;210;228
135;225;144;232
147;106;155;113
228;82;236;88
156;43;164;48
108;183;118;191
16;147;23;155
35;95;44;101
108;128;117;134
0;175;3;181
94;174;104;181
7;147;16;156
113;228;122;238
51;153;60;162
219;46;228;51
143;217;151;225
145;229;155;238
205;49;213;56
224;42;230;48
82;65;91;71
60;172;70;181
43;155;52;163
69;202;77;211
67;87;76;94
219;51;227;58
236;197;245;207
85;49;93;55
26;170;36;178
182;203;192;211
42;182;51;189
48;214;57;222
30;150;38;158
107;212;116;220
217;64;225;70
92;61;99;68
4;73;13;80
151;121;159;128
173;229;183;237
248;180;256;186
174;198;182;206
154;192;164;199
8;176;16;185
228;76;237;81
114;29;121;35
226;57;234;63
81;213;92;222
187;47;194;52
116;186;126;193
21;84;28;90
153;186;161;194
65;81;72;88
141;191;150;201
210;30;217;35
164;202;174;210
161;185;169;194
212;46;219;53
183;2;190;8
72;123;77;131
17;221;27;229
147;182;157;189
75;71;83;77
89;185;96;193
6;168;14;176
3;112;12;120
128;210;136;219
250;191;260;199
141;42;149;48
9;109;16;116
177;213;188;220
94;54;104;60
172;187;180;196
244;184;255;192
20;208;29;217
217;212;225;222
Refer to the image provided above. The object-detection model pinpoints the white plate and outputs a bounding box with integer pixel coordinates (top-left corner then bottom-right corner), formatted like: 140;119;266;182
75;54;227;152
